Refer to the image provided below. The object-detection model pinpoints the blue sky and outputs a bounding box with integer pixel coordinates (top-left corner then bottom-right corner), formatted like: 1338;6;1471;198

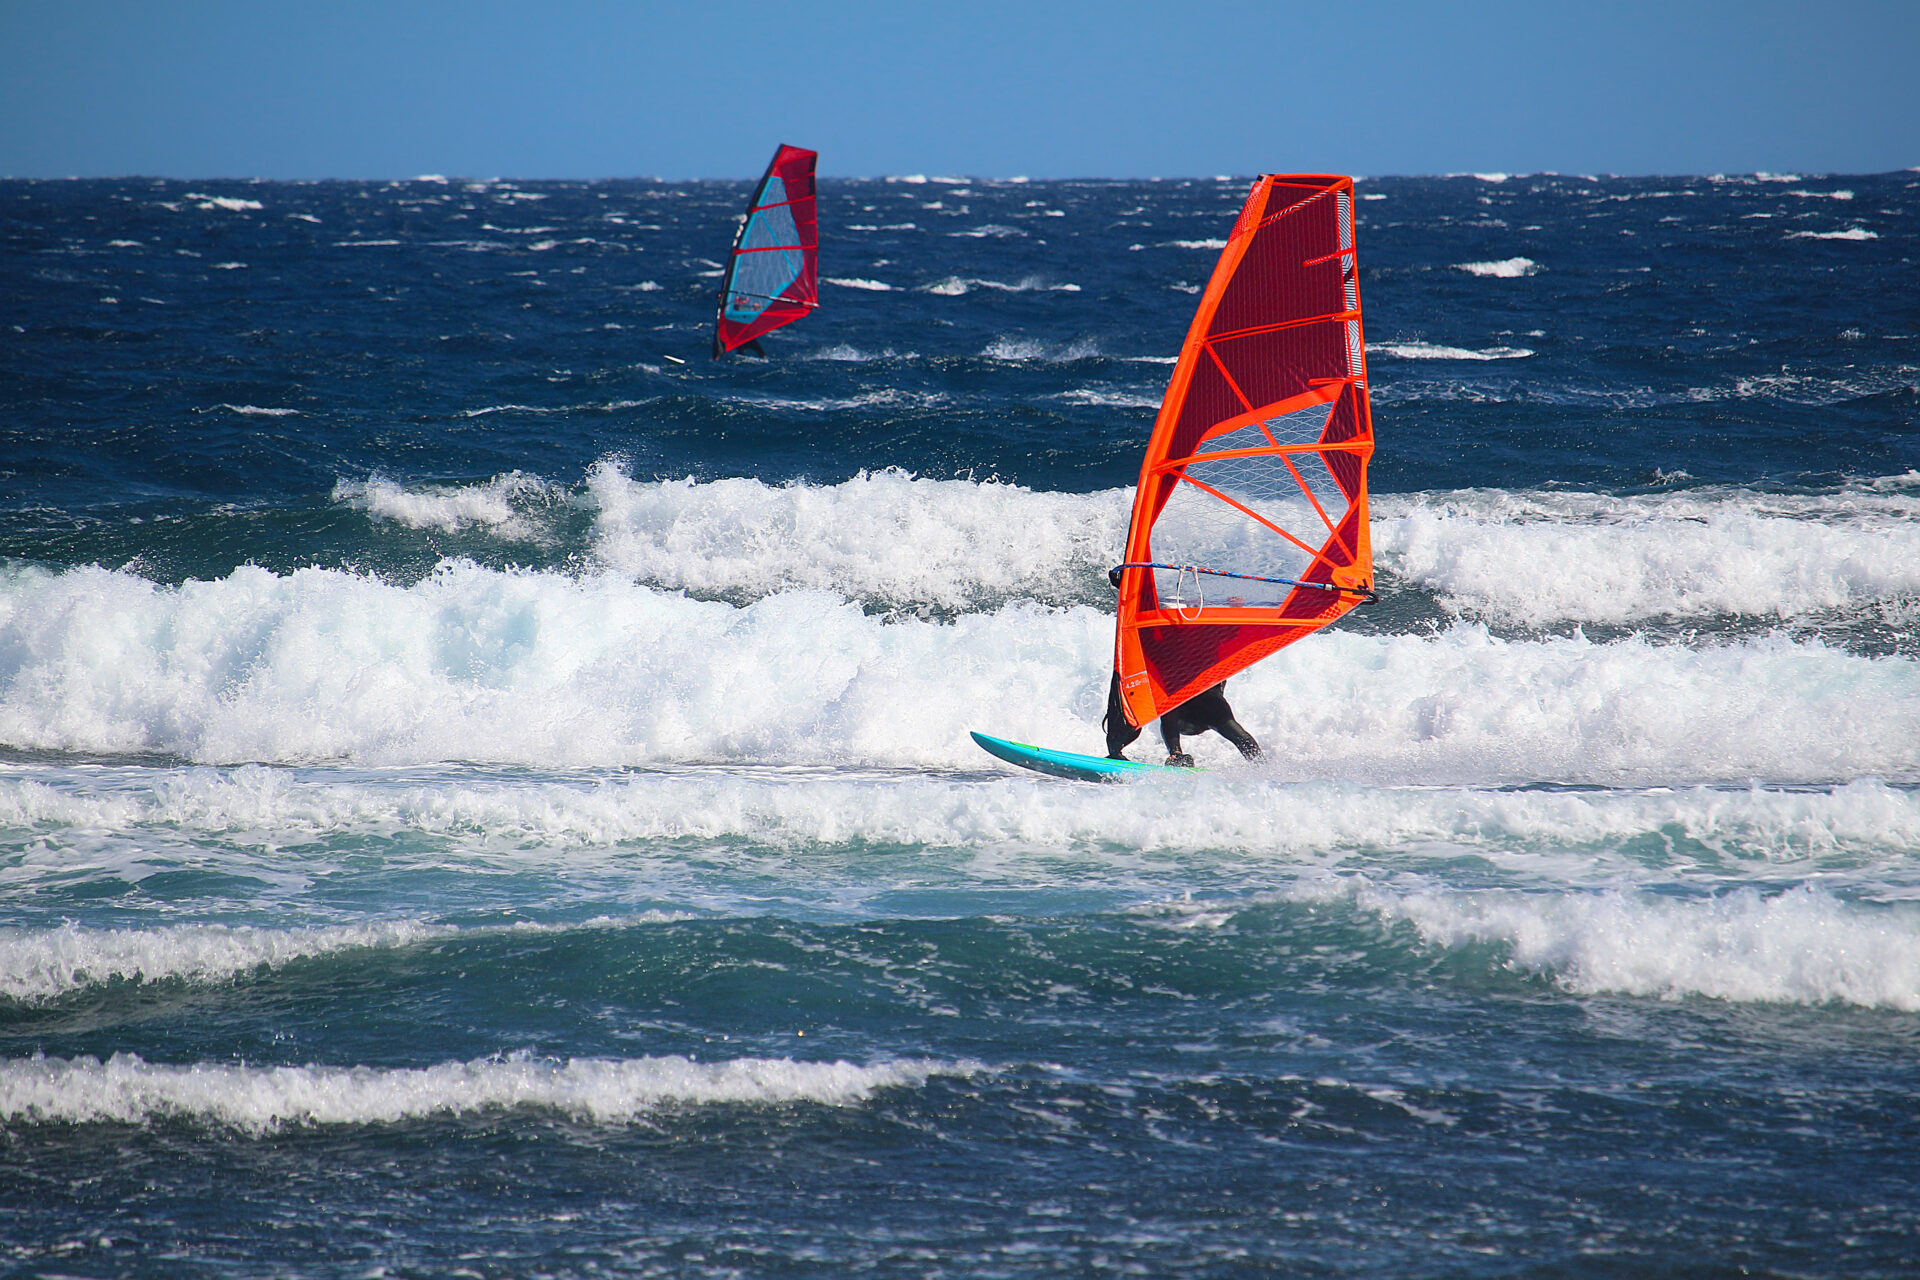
4;0;1915;180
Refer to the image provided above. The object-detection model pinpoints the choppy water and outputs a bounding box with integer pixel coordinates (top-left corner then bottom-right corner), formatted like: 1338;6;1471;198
3;169;1919;1277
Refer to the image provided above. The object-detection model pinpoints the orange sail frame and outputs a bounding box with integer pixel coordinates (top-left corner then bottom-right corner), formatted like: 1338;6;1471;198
1112;174;1375;730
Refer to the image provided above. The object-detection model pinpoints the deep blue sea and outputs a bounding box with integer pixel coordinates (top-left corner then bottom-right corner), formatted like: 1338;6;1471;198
3;168;1919;1277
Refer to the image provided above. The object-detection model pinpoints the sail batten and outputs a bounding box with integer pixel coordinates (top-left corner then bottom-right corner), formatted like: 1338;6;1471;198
712;145;819;357
1112;174;1375;728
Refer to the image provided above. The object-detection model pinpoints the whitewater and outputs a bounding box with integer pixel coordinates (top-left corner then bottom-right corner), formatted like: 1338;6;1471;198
3;170;1918;1277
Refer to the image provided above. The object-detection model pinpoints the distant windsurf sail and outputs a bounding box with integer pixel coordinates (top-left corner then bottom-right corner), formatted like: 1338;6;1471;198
1111;174;1375;729
712;144;819;358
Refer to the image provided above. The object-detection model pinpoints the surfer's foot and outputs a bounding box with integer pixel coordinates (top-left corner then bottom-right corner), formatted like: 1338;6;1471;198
1106;751;1130;761
1165;752;1195;768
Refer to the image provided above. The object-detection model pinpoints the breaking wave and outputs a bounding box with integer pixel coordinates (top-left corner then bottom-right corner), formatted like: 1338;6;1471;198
1315;878;1920;1011
5;768;1917;870
0;920;456;1002
0;551;1914;777
586;465;1122;608
1369;342;1535;361
334;472;564;538
0;1052;978;1130
1453;258;1540;277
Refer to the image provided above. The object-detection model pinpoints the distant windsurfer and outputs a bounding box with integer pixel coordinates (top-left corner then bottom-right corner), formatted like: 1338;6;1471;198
1104;672;1260;767
712;334;767;360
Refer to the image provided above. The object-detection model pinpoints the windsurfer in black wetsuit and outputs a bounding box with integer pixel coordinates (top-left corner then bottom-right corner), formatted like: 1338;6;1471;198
1104;672;1261;766
1102;566;1261;765
1102;564;1262;766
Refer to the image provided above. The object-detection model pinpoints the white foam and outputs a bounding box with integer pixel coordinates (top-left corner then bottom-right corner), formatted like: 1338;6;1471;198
1369;342;1534;361
1373;483;1920;624
823;277;894;291
725;389;940;414
9;768;1916;873
978;336;1098;361
333;472;562;539
459;403;561;417
0;915;701;1002
1713;369;1917;404
576;472;1920;626
1166;239;1227;250
1335;879;1920;1010
1787;189;1854;200
218;404;300;417
0;920;455;1002
3;474;1919;770
0;556;1915;777
1453;257;1540;278
947;225;1026;238
0;1052;976;1130
926;277;1079;296
805;344;907;363
1787;227;1878;241
183;194;262;212
1050;388;1162;408
587;464;1123;609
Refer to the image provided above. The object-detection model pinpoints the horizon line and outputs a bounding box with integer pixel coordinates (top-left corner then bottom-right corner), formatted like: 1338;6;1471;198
6;166;1917;185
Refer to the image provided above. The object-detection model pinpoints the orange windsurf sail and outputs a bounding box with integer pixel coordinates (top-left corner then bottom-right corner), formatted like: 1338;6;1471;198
1112;174;1375;730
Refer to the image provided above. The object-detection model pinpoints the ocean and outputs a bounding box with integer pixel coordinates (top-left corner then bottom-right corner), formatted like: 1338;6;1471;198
2;168;1918;1277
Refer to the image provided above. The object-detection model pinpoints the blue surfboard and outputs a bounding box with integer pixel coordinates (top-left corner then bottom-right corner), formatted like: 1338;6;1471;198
969;731;1191;781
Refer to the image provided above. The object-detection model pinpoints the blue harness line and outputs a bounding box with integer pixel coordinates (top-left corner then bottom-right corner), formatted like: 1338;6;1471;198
1111;562;1375;600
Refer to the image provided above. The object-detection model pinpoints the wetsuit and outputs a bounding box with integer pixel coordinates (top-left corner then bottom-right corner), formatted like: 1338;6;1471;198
1103;672;1261;765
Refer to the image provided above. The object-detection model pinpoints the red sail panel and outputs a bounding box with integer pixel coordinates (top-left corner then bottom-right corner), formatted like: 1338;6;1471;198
1112;174;1375;729
712;144;819;357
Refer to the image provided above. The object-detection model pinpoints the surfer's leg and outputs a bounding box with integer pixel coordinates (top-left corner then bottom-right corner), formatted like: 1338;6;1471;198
1159;720;1196;766
1184;683;1261;760
1103;672;1141;759
1214;717;1262;760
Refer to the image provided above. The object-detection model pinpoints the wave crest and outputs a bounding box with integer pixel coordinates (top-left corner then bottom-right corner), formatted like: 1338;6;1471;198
1331;879;1920;1011
0;1052;978;1130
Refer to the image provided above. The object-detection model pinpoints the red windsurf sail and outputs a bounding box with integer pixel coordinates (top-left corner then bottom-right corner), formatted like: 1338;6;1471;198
712;144;819;357
1111;174;1375;729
